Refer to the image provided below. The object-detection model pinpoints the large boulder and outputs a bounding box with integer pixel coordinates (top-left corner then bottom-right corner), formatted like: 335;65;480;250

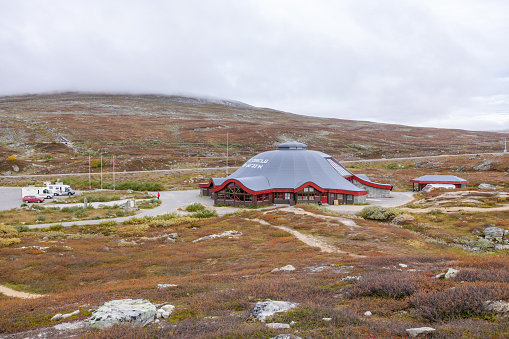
89;299;156;328
406;327;435;337
249;300;299;322
484;227;505;242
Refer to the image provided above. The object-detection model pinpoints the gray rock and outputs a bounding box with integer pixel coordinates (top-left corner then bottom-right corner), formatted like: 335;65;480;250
51;313;63;321
157;284;178;289
483;300;509;313
12;165;19;172
249;300;299;322
89;299;156;328
270;335;302;339
478;183;497;190
495;245;509;250
266;323;291;329
444;268;459;279
392;214;416;225
484;227;505;242
406;327;435;337
364;311;372;316
156;304;175;319
272;265;296;272
62;310;80;319
341;275;362;282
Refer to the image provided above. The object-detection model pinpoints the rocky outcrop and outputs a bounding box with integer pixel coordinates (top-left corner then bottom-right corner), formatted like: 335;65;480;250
249;300;299;322
474;160;494;171
484;227;507;243
89;299;157;328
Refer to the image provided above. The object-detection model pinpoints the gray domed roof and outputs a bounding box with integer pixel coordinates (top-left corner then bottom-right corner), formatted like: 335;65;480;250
217;143;366;193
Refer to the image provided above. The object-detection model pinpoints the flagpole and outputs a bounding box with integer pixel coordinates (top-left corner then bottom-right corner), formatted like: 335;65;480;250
113;155;115;191
100;155;103;190
88;155;91;190
226;131;229;176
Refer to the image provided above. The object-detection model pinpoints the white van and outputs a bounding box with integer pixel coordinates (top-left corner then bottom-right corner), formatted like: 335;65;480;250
21;186;53;200
45;181;75;196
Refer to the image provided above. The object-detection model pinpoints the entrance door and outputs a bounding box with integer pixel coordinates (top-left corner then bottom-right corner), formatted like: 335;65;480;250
321;195;328;204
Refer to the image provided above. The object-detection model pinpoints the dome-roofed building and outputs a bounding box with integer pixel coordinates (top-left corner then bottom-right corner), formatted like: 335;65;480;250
200;141;392;207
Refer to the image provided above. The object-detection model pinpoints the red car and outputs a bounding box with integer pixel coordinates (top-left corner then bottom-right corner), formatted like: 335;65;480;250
23;196;44;203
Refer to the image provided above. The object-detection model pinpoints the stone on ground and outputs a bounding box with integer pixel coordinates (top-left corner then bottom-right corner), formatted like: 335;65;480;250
270;335;302;339
249;300;299;322
444;268;459;279
483;300;509;313
484;227;505;242
156;304;175;319
406;327;435;337
89;299;156;328
272;265;296;272
266;323;291;329
478;183;497;190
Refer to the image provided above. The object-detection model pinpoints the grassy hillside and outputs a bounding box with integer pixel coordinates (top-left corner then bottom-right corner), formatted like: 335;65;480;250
0;92;507;176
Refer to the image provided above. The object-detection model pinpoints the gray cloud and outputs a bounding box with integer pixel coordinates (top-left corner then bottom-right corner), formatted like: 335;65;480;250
1;0;508;130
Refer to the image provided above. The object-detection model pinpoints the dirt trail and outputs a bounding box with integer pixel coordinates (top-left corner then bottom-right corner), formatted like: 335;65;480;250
0;285;44;299
248;206;365;256
251;218;344;254
278;206;359;229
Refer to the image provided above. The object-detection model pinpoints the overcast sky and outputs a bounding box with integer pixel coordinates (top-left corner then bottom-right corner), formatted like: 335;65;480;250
1;1;509;131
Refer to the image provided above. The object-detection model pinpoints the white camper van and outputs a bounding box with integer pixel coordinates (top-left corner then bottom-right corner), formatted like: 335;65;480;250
21;186;53;200
45;181;75;196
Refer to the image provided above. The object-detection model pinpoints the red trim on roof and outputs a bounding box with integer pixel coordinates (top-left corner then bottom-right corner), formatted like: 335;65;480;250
210;179;368;196
352;175;392;189
199;179;216;188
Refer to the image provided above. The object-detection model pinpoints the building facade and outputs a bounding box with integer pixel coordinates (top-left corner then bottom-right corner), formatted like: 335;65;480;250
200;141;392;206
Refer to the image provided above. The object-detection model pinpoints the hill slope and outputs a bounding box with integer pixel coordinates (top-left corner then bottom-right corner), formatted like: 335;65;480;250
0;92;506;174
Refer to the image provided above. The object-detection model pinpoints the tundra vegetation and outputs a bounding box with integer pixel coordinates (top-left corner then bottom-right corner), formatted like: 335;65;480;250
1;94;509;337
1;202;508;338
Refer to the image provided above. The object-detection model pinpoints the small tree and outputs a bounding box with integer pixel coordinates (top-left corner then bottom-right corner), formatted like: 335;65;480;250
6;155;16;161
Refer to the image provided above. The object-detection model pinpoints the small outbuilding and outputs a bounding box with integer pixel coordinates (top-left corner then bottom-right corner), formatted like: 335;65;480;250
410;175;469;191
200;141;392;207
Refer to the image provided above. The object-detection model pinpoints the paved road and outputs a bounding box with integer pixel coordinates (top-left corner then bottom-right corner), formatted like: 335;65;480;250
0;151;505;180
0;187;413;228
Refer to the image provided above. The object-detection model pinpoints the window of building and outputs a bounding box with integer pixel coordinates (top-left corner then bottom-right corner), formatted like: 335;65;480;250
285;193;292;200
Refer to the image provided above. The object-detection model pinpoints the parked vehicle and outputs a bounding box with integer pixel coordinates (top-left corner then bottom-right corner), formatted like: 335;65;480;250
21;186;53;200
23;195;44;203
45;181;75;196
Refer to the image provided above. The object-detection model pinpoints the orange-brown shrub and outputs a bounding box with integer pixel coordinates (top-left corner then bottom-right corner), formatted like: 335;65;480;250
348;271;429;299
410;282;509;321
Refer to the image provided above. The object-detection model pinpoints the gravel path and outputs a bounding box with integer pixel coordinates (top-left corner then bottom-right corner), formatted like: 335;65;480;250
0;285;44;299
